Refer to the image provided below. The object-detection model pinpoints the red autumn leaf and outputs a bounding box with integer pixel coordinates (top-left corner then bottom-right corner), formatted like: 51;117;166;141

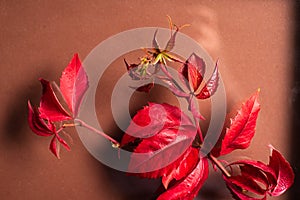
60;53;89;117
224;175;267;200
217;90;260;156
224;174;267;196
268;145;295;196
121;103;193;146
50;136;60;159
28;101;55;136
162;147;199;189
49;134;71;159
195;62;219;99
157;156;209;200
38;79;71;121
229;160;277;190
127;125;196;179
179;53;205;92
56;134;71;151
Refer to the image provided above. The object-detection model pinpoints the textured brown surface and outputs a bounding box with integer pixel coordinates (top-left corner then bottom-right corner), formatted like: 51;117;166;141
0;1;294;200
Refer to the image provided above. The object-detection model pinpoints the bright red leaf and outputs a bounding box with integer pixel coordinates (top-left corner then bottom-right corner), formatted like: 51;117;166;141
217;90;260;156
60;53;89;117
38;79;71;121
121;103;198;186
127;126;196;178
121;103;193;146
157;156;209;200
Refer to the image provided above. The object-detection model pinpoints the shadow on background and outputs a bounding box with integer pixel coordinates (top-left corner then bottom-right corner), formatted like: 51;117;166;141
290;1;300;199
3;70;52;146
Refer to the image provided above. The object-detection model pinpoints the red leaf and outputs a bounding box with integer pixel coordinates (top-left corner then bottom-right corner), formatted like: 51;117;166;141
157;157;209;200
218;90;260;156
56;134;71;151
196;62;219;99
224;174;266;196
28;101;55;136
128;126;196;178
162;147;199;189
38;79;71;121
49;136;60;159
60;53;89;117
179;53;205;92
229;160;277;190
224;175;267;200
268;145;294;196
121;103;193;147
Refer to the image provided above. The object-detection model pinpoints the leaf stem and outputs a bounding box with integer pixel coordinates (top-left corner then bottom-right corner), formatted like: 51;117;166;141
74;118;120;147
209;154;231;178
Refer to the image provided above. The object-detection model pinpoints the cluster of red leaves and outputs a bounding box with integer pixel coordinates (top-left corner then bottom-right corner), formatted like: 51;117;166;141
27;25;294;199
28;54;88;158
224;145;294;200
122;51;294;199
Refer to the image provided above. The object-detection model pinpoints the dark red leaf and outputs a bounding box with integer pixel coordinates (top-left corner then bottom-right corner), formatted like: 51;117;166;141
230;160;277;190
162;147;199;189
218;90;260;156
268;145;294;196
28;101;55;136
240;165;270;190
157;157;209;200
224;174;267;200
60;53;89;117
179;53;205;92
49;136;60;159
38;79;71;121
196;62;219;99
224;174;266;196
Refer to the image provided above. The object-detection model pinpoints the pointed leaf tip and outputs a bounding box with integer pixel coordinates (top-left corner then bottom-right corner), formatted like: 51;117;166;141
268;146;294;196
49;136;60;159
60;54;89;117
217;91;260;156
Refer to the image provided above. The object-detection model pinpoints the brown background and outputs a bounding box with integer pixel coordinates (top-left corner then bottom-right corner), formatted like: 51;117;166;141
0;1;297;200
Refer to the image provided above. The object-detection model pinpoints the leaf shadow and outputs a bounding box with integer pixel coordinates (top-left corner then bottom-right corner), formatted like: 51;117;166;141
3;70;52;146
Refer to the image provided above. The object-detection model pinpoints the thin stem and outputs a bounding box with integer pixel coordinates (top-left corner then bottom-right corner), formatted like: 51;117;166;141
158;61;205;142
74;118;120;146
209;154;231;178
62;123;80;128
